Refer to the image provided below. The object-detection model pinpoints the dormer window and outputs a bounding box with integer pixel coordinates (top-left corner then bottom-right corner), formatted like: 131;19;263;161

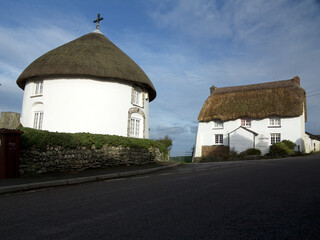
213;120;223;129
34;81;43;95
269;117;281;127
241;118;251;127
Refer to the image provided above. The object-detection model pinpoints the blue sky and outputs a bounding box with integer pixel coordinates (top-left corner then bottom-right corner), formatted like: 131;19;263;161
1;0;320;156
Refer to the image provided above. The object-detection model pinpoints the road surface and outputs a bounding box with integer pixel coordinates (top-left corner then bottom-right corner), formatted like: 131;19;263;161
1;155;319;239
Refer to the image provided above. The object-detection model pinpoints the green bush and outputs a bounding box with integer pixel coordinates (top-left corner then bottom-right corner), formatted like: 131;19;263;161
246;148;261;156
281;140;296;150
19;127;171;154
269;142;294;157
156;135;173;151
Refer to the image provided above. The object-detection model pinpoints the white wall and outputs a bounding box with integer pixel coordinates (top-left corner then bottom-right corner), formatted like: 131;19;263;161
229;127;255;153
20;78;150;138
194;114;306;157
304;134;320;153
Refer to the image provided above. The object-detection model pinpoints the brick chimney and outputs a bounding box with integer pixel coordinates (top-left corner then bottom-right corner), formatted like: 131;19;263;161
293;76;300;86
210;85;216;95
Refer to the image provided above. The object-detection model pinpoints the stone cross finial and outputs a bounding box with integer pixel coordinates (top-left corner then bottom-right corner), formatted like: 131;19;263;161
93;13;104;29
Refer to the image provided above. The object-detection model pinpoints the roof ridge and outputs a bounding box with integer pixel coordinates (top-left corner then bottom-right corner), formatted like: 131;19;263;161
213;78;296;95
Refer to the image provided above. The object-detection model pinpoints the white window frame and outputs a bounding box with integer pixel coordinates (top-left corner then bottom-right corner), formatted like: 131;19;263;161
270;133;281;145
241;118;251;127
214;120;223;129
269;117;281;127
34;81;43;95
215;134;223;145
130;117;140;137
33;111;44;130
132;89;142;107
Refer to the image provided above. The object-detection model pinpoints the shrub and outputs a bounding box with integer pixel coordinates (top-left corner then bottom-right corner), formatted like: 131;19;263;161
19;127;170;154
281;140;296;150
156;135;172;151
269;142;294;157
246;148;261;156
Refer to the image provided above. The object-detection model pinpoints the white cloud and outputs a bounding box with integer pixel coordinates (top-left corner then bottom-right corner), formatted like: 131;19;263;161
1;0;319;155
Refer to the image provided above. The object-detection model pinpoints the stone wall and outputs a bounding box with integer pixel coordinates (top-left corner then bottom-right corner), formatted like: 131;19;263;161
0;112;20;129
19;145;168;175
194;145;229;162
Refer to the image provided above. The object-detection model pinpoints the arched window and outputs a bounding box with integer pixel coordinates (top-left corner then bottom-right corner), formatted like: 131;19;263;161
128;108;145;138
32;102;44;130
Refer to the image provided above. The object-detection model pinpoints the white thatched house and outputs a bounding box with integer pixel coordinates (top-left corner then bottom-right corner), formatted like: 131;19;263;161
194;77;307;158
17;28;156;139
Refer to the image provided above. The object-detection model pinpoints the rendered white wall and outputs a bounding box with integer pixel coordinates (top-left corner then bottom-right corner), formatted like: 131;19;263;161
229;127;255;153
194;114;306;157
20;78;150;138
304;134;320;153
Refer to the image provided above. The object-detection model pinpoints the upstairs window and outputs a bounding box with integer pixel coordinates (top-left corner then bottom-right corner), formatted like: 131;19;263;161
270;133;281;144
241;118;251;127
269;117;281;127
33;111;44;130
130;118;140;137
215;134;223;144
34;81;43;95
214;120;223;129
132;87;144;107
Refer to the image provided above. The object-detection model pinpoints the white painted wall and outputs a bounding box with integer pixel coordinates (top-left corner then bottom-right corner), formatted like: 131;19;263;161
229;127;255;153
20;78;149;138
304;134;320;153
194;113;306;157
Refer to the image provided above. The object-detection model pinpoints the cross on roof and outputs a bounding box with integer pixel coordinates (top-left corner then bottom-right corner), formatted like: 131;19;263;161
93;13;104;29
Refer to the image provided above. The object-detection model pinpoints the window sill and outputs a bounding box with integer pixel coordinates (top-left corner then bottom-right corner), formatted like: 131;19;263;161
213;127;223;130
268;126;281;128
132;103;144;108
31;94;43;98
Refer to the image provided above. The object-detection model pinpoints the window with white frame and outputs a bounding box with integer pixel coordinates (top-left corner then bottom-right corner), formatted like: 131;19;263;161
241;118;251;127
215;134;223;144
132;89;142;107
214;120;223;129
270;133;281;144
33;111;44;130
130;118;140;137
269;117;281;127
34;81;43;95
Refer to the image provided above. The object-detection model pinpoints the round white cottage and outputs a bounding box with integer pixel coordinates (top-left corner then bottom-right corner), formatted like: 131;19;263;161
17;29;156;139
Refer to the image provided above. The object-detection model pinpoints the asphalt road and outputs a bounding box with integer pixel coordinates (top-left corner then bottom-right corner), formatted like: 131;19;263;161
1;155;320;240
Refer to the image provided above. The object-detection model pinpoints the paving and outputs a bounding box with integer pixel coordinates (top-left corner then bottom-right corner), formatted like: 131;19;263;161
0;162;180;195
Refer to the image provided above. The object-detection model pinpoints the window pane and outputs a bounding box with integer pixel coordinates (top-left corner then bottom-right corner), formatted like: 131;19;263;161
40;82;43;94
39;112;43;130
215;134;223;144
135;119;140;136
33;112;39;129
130;119;135;135
271;133;281;144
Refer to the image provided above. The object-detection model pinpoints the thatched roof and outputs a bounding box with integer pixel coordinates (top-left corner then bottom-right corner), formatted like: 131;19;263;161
16;30;156;101
198;77;307;122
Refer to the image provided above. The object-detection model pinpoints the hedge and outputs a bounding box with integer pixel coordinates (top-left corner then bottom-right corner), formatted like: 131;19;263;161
19;127;172;154
246;148;261;156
